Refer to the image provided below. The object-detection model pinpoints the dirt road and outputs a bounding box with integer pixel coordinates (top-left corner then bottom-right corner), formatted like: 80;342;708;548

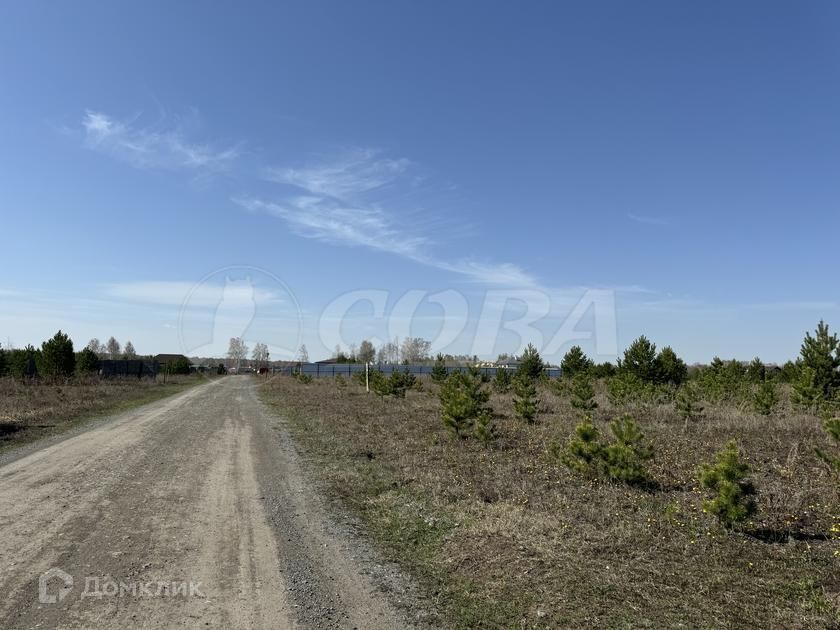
0;376;412;629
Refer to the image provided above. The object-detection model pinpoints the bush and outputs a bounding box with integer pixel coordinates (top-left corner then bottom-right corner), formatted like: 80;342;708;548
8;345;38;378
699;440;757;528
676;383;704;425
752;379;778;416
388;369;417;398
439;371;492;439
591;361;616;378
619;336;662;384
516;343;544;381
560;345;593;378
556;415;653;486
555;417;605;478
40;330;75;377
603;416;654;485
815;416;840;485
746;357;766;383
294;371;313;384
657;346;687;386
431;354;448;383
217;363;227;375
492;367;513;393
799;320;840;401
166;357;191;375
513;375;538;423
570;372;597;412
607;371;647;407
791;366;824;413
75;347;100;374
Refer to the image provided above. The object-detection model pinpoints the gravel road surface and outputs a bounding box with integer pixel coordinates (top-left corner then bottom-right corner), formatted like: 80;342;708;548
0;376;412;629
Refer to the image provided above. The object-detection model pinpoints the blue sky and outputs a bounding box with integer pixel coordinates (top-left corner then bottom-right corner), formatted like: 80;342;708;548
1;1;839;363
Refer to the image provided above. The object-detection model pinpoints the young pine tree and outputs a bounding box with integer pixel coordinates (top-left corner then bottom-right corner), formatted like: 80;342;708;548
799;320;840;401
657;346;687;386
517;343;545;381
752;379;778;416
619;336;662;384
676;383;704;426
570;372;598;412
699;441;757;528
493;367;513;393
555;417;605;478
439;372;492;439
513;375;539;423
40;330;75;378
431;353;448;383
603;416;654;485
815;416;840;485
791;366;824;413
560;345;593;378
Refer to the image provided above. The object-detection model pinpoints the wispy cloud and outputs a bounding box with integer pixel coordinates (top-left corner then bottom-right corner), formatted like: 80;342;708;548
263;148;409;199
241;150;540;287
627;213;669;226
82;110;239;172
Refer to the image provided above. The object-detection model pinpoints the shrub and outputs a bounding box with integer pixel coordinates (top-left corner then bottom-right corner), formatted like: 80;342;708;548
746;357;766;383
699;440;757;528
8;345;38;378
335;374;347;388
75;347;100;374
657;346;687;386
40;330;75;377
294;372;313;384
676;383;704;425
473;409;496;444
699;358;747;403
217;363;227;375
752;379;778;416
431;354;448;382
166;357;191;375
603;416;654;485
815;416;840;485
619;336;662;384
513;375;538;423
791;366;824;413
439;372;492;439
556;415;653;486
492;367;513;393
799;320;840;401
570;372;597;412
516;343;544;381
468;365;490;383
388;369;417;398
591;361;616;378
607;371;646;407
560;345;593;378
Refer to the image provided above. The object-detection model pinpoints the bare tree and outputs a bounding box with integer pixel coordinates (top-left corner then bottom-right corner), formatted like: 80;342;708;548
106;336;121;360
358;339;376;363
251;342;269;369
86;338;105;356
298;344;309;363
123;341;137;359
400;337;431;363
227;337;248;370
378;340;400;364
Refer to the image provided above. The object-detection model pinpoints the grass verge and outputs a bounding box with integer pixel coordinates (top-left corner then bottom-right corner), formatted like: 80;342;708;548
0;374;206;454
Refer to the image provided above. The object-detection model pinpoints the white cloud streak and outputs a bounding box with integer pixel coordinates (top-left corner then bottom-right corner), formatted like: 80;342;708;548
246;151;540;287
82;110;239;172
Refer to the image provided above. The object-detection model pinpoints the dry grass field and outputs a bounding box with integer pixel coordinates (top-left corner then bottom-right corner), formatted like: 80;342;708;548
0;375;203;452
260;375;839;629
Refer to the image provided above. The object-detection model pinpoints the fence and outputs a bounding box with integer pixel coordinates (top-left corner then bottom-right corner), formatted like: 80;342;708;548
271;363;562;379
99;360;159;378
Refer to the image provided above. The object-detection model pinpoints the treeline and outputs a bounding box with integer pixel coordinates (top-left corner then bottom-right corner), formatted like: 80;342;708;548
0;331;144;379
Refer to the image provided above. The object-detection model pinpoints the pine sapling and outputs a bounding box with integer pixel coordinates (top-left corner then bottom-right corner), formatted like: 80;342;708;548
570;372;598;412
439;372;491;439
752;378;778;416
699;440;757;528
604;416;654;485
513;375;538;423
815;416;840;485
676;383;704;427
431;353;448;382
555;416;605;478
493;367;513;393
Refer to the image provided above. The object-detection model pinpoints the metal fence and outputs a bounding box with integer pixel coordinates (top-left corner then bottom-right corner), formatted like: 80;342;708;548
99;360;159;378
271;363;561;379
